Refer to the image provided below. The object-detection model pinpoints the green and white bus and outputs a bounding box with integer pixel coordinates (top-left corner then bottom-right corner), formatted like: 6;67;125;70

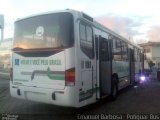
10;9;143;107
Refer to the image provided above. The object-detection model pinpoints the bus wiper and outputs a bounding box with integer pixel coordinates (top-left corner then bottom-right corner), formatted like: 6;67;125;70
12;47;24;51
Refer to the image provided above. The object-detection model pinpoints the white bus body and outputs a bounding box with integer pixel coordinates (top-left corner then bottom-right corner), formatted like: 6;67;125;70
10;9;143;107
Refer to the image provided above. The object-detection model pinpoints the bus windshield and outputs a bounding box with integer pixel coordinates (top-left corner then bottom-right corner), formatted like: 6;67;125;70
13;12;74;49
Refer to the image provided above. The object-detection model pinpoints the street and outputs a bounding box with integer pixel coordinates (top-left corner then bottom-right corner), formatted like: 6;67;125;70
1;78;160;120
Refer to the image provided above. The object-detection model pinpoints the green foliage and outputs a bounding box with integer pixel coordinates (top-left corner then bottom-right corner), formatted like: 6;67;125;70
148;60;155;69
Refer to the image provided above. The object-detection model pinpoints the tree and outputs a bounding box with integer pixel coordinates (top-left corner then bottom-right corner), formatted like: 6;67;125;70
148;60;155;69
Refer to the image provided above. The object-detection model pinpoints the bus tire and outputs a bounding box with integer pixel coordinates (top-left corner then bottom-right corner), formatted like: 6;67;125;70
111;77;118;101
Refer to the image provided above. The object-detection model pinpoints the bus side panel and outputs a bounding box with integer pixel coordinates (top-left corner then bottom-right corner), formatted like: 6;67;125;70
76;22;98;106
112;61;130;90
64;47;80;107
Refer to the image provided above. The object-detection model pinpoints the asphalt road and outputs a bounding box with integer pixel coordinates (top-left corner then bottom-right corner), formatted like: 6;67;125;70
1;78;160;120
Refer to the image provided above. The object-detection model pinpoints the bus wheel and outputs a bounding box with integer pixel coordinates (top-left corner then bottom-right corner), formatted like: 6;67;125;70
111;77;118;101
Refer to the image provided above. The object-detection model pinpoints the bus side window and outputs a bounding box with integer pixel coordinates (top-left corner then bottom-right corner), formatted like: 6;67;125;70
121;41;128;61
100;38;109;61
112;38;122;61
79;22;94;59
134;48;138;62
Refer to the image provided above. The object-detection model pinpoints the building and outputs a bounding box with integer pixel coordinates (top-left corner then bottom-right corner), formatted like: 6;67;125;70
0;38;13;78
139;42;160;69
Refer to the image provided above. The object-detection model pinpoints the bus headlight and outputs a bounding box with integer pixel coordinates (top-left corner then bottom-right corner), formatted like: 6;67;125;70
140;75;146;82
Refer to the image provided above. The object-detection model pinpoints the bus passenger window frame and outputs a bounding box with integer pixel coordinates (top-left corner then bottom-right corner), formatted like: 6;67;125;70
121;41;128;61
112;38;122;61
79;21;94;59
99;37;109;61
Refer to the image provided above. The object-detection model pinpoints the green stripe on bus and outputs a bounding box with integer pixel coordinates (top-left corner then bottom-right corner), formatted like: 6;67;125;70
47;67;65;80
48;74;65;80
14;79;29;82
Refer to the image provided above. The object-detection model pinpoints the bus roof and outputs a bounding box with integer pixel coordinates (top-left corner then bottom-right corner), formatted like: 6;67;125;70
15;9;77;23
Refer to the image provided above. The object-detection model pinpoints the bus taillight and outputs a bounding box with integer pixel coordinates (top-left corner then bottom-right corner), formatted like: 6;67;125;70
65;68;75;86
10;68;13;81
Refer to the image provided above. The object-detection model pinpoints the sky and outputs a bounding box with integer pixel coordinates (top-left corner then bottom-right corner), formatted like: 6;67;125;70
0;0;160;44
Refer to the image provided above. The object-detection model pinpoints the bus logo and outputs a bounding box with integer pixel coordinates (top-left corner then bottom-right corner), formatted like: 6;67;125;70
15;59;19;65
36;26;44;37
